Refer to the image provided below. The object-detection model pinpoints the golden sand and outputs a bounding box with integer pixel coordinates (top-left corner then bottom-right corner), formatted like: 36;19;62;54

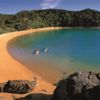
0;27;63;94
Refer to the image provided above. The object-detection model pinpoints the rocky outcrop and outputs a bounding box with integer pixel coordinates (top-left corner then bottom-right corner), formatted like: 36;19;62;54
0;80;37;94
1;71;100;100
52;71;100;100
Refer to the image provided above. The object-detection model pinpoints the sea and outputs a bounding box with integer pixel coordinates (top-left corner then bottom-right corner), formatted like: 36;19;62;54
8;28;100;83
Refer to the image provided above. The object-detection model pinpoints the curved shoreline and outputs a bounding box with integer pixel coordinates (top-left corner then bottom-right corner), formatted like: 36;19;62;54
0;27;63;93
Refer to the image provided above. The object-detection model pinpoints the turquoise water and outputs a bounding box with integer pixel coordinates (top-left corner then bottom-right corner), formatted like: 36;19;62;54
8;28;100;82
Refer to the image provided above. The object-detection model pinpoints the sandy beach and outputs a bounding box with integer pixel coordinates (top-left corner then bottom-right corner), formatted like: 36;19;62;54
0;27;63;94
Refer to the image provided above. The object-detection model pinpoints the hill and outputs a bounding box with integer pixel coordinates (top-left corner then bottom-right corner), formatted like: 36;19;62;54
0;8;100;34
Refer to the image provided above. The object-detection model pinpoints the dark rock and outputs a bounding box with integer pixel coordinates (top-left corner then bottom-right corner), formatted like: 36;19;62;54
52;71;100;100
16;93;52;100
0;87;1;92
2;80;37;94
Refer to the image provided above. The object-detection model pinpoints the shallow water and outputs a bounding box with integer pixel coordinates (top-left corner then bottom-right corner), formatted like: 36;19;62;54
8;28;100;83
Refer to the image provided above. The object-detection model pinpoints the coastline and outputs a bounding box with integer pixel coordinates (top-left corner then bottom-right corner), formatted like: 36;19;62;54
0;27;63;94
7;27;100;84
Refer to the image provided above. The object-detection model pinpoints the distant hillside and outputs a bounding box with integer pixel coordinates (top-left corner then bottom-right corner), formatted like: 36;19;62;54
0;8;100;34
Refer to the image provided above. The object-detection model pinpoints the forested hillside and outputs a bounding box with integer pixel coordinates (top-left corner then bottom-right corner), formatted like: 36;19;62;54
0;9;100;33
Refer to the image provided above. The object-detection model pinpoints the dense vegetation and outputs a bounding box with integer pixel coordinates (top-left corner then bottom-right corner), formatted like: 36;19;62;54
0;8;100;34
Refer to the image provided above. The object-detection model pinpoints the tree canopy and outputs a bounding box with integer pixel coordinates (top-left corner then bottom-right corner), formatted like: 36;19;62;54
0;8;100;34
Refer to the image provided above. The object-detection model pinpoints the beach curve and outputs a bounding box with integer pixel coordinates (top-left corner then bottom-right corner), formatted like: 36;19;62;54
0;27;62;93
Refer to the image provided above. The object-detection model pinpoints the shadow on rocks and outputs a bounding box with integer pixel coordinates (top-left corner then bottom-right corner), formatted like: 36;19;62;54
16;93;52;100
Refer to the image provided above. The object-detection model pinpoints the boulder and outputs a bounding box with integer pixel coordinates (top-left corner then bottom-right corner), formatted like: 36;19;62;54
1;80;37;94
52;71;100;100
